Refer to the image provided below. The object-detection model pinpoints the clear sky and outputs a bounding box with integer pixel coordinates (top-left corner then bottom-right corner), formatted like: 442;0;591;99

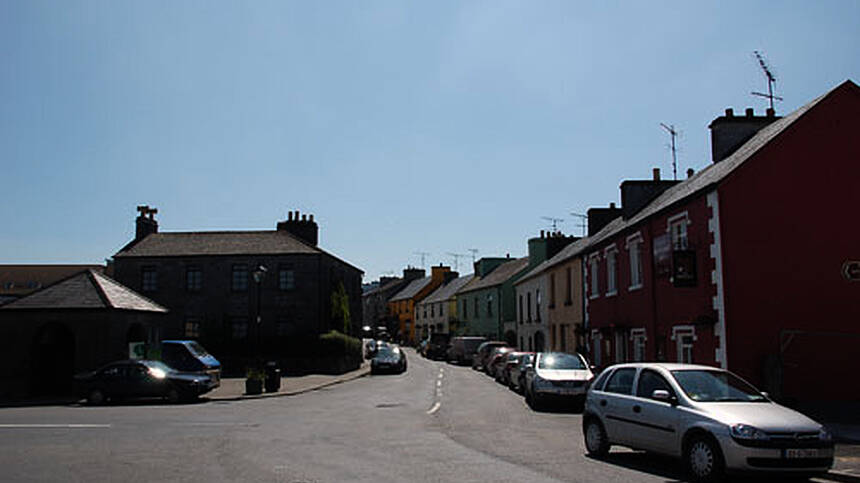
2;1;858;282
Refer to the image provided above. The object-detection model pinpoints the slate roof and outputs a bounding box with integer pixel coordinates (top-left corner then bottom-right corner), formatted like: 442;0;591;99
420;275;475;305
1;270;167;312
115;231;321;258
389;276;432;302
459;257;529;294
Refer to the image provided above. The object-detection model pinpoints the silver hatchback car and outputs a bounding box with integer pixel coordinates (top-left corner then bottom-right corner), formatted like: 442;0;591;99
583;363;833;481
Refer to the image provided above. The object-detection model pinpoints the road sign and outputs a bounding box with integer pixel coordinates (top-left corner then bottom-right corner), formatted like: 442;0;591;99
842;261;860;281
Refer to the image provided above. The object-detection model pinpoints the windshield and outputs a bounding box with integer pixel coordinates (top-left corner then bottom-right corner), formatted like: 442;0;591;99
376;346;399;358
671;369;767;402
186;341;209;357
538;353;586;370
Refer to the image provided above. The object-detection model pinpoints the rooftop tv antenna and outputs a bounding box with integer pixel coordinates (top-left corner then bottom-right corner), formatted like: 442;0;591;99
569;212;588;237
659;123;679;181
413;251;430;269
541;216;564;233
751;51;783;111
446;252;467;271
467;248;479;263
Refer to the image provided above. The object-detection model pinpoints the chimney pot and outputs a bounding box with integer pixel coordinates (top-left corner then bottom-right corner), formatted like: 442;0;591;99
540;230;545;239
766;107;775;117
725;108;734;117
652;168;661;181
309;214;314;222
609;202;616;209
745;108;754;117
288;212;293;221
301;214;307;222
687;168;695;178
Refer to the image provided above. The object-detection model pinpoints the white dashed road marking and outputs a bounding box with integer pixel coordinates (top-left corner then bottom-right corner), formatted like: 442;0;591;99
0;424;111;429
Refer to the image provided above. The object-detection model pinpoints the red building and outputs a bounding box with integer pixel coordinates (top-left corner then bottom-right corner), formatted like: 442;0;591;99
584;80;860;403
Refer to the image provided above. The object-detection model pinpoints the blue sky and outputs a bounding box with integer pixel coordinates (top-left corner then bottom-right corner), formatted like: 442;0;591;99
2;1;858;281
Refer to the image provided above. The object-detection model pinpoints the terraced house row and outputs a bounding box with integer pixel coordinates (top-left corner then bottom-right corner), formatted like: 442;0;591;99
362;80;860;406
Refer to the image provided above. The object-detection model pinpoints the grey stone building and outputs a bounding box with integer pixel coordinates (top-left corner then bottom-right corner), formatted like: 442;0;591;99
111;207;363;363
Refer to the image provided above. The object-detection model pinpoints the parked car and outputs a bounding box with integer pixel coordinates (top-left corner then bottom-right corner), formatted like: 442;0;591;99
508;353;535;393
472;341;508;372
499;352;533;387
426;333;451;360
75;359;217;405
487;347;516;379
159;340;221;388
447;336;486;365
524;352;594;409
582;363;834;481
370;345;407;375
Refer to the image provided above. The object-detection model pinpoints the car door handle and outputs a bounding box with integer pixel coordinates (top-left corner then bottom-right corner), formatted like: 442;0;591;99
633;405;641;413
599;399;607;407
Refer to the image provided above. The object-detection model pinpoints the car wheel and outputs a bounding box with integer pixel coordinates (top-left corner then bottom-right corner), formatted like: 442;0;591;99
87;388;105;405
166;387;181;404
685;434;725;482
584;418;610;457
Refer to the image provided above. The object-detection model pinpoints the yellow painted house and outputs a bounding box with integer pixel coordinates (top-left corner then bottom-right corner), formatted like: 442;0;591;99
387;265;451;343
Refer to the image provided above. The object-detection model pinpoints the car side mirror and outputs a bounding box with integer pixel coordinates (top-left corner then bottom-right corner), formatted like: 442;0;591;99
652;389;678;405
524;364;534;371
589;365;597;372
760;391;770;399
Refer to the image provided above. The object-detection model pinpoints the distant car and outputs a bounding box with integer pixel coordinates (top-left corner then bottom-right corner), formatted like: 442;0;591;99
426;333;451;360
582;363;834;481
499;352;533;387
487;347;516;379
74;360;216;405
524;352;594;409
472;341;509;372
159;340;221;388
509;353;535;393
447;336;486;365
370;345;407;375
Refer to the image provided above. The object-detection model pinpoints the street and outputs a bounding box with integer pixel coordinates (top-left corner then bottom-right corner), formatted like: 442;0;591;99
0;349;838;482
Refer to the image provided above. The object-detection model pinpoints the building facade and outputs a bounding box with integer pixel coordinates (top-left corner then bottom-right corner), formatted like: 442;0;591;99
387;265;451;344
415;273;473;338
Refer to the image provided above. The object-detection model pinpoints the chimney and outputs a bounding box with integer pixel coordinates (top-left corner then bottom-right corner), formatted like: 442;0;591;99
587;203;622;236
402;267;425;281
430;265;451;284
686;168;695;179
276;209;319;246
619;169;680;219
135;205;158;241
709;107;781;163
443;271;459;284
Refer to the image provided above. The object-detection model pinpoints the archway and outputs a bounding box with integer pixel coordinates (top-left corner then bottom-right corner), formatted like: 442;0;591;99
31;323;76;396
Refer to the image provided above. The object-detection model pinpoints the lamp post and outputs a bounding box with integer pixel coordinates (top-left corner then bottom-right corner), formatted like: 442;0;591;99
252;264;267;367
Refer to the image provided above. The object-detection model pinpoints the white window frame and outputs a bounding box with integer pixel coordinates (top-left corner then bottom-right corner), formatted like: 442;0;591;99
667;212;690;250
588;253;601;299
625;232;644;291
630;328;647;362
604;245;618;296
671;325;697;363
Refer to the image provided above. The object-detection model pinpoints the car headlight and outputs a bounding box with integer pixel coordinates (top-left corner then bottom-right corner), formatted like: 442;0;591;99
730;424;769;440
819;428;833;442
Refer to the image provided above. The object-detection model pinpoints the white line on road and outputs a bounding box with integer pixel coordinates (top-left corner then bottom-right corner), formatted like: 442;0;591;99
436;380;442;388
0;424;111;429
426;402;441;415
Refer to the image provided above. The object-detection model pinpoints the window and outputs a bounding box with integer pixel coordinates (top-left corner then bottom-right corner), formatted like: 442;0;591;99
184;317;201;338
672;326;697;363
627;234;644;290
438;303;443;318
589;255;600;298
487;294;493;317
518;295;523;323
462;299;468;320
423;305;427;318
186;267;202;292
141;266;157;292
231;317;249;339
592;331;602;367
560;324;568;352
631;328;647;362
526;292;532;322
474;297;478;318
565;267;572;305
669;213;689;250
232;264;249;291
636;369;675;399
549;274;556;308
279;269;295;290
605;248;617;296
535;289;541;321
604;367;636;395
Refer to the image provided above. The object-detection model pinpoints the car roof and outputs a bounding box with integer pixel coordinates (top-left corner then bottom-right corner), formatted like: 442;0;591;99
601;362;723;372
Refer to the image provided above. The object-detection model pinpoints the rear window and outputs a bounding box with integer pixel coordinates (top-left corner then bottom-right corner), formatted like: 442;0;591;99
604;368;636;395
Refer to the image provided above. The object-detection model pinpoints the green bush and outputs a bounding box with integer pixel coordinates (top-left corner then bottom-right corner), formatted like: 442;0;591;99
318;330;362;361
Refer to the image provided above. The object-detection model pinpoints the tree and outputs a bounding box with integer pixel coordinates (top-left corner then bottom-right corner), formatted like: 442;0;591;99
331;281;351;334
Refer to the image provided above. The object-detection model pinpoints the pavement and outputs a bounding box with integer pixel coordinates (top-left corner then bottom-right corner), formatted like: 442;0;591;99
206;360;370;401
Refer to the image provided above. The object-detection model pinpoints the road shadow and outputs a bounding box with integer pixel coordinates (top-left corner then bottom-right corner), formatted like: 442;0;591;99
72;397;208;408
588;450;820;482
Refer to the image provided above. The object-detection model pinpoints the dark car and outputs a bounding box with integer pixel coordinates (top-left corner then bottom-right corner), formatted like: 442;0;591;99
75;360;217;405
370;345;407;375
509;353;535;393
499;351;533;387
426;333;450;360
487;347;516;378
472;341;509;372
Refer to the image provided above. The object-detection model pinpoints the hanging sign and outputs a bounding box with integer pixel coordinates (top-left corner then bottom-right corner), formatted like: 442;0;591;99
843;261;860;282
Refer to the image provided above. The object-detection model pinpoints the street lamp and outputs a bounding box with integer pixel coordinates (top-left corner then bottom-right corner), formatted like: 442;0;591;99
252;264;267;366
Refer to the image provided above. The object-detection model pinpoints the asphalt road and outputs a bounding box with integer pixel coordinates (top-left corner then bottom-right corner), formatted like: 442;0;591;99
0;349;832;482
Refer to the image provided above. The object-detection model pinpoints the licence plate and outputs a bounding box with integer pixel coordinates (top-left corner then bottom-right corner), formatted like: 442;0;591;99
784;449;821;459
